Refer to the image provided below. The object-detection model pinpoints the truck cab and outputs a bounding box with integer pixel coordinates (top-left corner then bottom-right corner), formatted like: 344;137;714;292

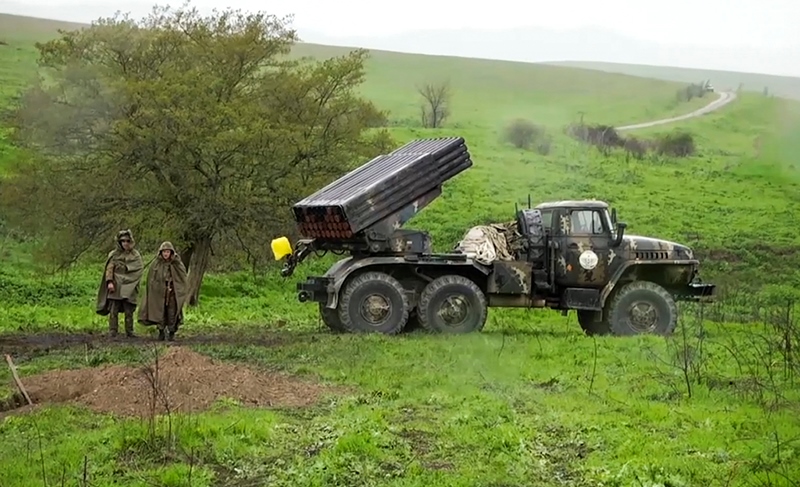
513;199;714;335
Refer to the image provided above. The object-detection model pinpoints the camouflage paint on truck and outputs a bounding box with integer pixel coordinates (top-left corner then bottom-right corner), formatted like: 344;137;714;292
274;137;715;337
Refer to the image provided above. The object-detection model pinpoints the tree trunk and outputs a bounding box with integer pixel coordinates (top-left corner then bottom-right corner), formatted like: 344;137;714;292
186;236;212;306
181;242;195;271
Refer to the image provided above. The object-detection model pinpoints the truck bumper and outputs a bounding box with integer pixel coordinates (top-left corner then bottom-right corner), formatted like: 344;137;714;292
297;276;332;304
676;281;716;302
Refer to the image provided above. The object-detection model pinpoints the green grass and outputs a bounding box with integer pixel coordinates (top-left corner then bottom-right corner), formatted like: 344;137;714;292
2;324;799;486
288;43;717;129
2;12;800;487
548;60;800;101
0;14;85;103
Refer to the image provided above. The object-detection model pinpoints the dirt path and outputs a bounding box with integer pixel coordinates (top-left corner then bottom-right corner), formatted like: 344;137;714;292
616;90;737;131
0;330;303;359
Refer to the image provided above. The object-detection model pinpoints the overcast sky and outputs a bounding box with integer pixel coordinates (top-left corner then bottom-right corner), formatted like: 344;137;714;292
2;0;799;76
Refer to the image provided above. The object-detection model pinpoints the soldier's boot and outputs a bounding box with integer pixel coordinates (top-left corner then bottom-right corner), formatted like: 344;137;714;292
157;327;166;341
124;310;135;338
108;313;119;337
167;328;176;341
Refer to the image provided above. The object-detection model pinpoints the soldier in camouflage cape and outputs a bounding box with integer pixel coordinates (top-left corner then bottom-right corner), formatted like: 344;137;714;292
96;229;145;337
138;241;189;341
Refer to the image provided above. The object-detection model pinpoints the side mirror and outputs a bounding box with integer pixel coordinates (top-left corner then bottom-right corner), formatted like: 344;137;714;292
611;208;617;224
611;222;627;247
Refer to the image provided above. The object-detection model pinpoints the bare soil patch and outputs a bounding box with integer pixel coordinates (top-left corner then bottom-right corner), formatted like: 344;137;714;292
4;347;342;418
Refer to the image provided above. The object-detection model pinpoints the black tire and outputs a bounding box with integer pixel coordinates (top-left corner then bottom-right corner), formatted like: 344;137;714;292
319;303;347;333
606;280;677;336
576;309;611;336
338;271;409;335
417;275;487;334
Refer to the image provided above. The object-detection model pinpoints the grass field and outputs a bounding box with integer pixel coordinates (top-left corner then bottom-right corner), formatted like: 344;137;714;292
2;12;800;487
547;60;800;101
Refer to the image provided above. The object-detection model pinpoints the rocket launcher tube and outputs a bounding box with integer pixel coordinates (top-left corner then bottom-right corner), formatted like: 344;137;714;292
291;137;472;240
341;149;470;229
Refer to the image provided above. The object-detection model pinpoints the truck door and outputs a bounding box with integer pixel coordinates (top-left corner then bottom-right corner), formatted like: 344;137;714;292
554;208;612;288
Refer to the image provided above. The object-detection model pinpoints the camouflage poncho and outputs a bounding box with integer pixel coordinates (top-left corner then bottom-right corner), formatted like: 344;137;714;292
138;241;190;327
96;229;145;315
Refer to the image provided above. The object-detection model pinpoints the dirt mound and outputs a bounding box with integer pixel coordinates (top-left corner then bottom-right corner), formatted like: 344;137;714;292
11;347;339;418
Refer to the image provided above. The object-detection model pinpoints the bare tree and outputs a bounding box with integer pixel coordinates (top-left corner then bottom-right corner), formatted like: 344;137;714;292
417;80;451;128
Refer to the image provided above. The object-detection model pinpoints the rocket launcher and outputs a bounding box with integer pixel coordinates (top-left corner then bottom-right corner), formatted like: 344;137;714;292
272;137;473;276
292;136;471;240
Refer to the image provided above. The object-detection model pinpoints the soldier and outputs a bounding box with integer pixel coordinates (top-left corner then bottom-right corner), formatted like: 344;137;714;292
96;229;144;337
138;241;189;341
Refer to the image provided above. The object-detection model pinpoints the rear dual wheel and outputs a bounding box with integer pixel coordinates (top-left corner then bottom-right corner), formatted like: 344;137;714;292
417;275;487;334
333;271;487;335
319;303;346;333
338;271;409;335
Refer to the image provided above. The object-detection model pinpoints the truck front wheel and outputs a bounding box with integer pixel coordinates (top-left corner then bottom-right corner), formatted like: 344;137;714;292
338;271;410;335
417;275;488;334
606;280;678;336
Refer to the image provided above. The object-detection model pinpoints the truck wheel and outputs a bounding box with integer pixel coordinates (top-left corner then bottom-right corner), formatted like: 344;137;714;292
338;271;409;335
577;310;611;336
417;275;487;334
319;303;347;333
606;280;677;336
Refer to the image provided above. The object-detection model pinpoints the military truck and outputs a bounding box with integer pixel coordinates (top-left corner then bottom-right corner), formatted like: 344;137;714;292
271;137;715;336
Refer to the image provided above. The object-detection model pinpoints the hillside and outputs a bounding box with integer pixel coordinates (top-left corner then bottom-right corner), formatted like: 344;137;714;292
288;42;718;129
1;10;800;487
548;60;800;101
0;13;716;129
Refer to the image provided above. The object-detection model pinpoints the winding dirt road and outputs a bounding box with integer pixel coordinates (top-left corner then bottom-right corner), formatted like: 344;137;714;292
616;90;737;131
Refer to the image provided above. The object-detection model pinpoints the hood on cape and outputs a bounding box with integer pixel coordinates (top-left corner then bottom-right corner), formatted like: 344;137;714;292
116;229;136;250
158;241;176;253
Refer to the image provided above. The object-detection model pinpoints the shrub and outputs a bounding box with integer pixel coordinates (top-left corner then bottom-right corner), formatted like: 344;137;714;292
623;136;649;160
655;131;696;157
565;123;625;153
504;119;552;155
676;81;710;102
566;122;696;159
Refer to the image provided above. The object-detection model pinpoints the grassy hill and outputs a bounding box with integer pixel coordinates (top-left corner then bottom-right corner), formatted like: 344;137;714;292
548;60;800;101
0;13;715;127
1;12;800;487
288;42;718;129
